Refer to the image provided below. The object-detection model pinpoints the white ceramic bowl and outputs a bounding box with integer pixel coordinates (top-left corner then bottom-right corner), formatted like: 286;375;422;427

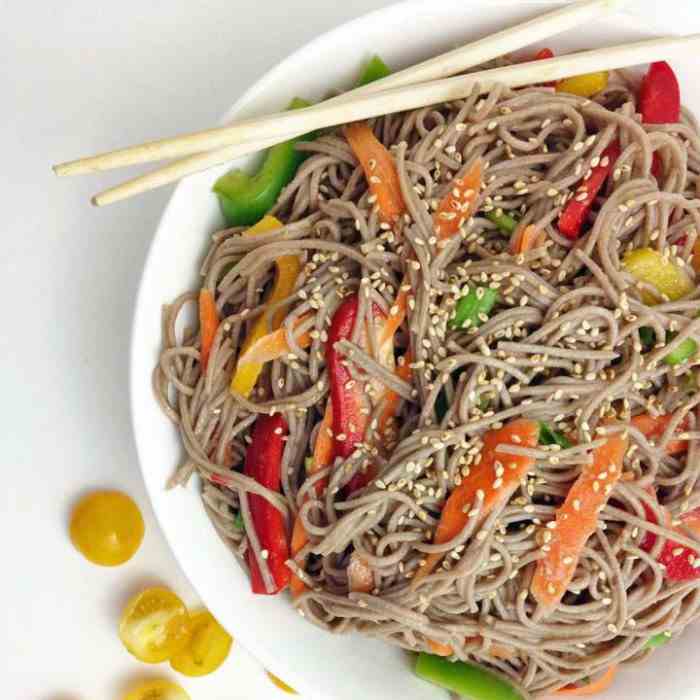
130;2;700;698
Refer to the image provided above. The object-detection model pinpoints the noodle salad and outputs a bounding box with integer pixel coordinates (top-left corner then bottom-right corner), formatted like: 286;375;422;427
154;54;700;698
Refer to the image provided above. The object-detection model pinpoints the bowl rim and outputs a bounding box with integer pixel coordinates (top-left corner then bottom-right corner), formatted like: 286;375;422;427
128;0;670;696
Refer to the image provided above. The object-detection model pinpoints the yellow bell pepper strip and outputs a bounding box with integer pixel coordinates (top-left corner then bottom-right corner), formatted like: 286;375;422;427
230;216;302;397
623;247;693;304
198;289;219;371
531;430;628;615
235;316;312;368
556;71;609;98
412;419;540;588
214;98;314;227
344;122;406;225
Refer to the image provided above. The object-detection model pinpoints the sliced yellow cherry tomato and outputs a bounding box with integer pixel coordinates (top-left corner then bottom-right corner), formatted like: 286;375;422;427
267;671;298;694
169;610;233;676
119;587;192;663
70;490;144;566
556;71;609;98
623;247;694;304
121;679;190;700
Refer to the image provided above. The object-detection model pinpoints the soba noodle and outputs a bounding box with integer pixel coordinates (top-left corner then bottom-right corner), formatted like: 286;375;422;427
154;73;700;696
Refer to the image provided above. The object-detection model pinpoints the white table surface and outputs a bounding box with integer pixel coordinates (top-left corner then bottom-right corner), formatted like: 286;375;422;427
3;1;699;699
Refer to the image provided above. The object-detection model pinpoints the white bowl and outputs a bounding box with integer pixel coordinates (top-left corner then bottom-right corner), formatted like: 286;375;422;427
130;1;700;698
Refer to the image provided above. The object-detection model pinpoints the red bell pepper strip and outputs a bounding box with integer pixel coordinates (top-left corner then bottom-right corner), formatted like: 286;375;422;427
534;48;556;87
640;494;700;582
557;142;621;240
641;61;681;125
640;62;681;179
327;293;387;493
244;414;291;595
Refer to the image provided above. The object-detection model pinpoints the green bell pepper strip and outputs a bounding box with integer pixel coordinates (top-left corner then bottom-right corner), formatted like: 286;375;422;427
639;326;697;365
214;54;392;227
646;632;672;649
450;287;498;330
539;422;572;449
232;512;244;531
486;209;518;234
415;653;524;700
357;54;391;86
638;326;656;349
214;97;314;227
664;337;698;366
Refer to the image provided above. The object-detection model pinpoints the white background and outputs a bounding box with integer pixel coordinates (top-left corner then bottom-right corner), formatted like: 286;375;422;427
2;1;699;700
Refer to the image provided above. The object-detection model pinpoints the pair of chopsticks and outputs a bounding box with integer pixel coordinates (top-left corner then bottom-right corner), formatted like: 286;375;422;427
53;0;699;207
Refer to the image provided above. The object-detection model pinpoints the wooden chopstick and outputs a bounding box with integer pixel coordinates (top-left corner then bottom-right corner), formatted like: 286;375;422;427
53;0;627;179
82;0;633;206
87;34;700;206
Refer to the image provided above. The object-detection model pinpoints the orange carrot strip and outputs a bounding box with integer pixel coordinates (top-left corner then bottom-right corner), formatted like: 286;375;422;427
341;357;412;593
427;639;454;657
630;413;689;456
379;278;408;346
693;238;700;274
198;289;219;371
374;353;413;444
433;159;483;239
426;637;514;660
344;122;405;224
555;666;618;696
531;430;628;615
510;223;542;255
348;552;374;593
236;314;312;367
464;637;515;661
290;402;334;598
412;419;540;587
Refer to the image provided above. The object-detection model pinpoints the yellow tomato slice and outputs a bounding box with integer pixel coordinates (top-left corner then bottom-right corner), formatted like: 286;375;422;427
121;679;190;700
70;490;144;566
623;248;694;304
169;610;233;676
267;671;298;694
119;587;192;663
